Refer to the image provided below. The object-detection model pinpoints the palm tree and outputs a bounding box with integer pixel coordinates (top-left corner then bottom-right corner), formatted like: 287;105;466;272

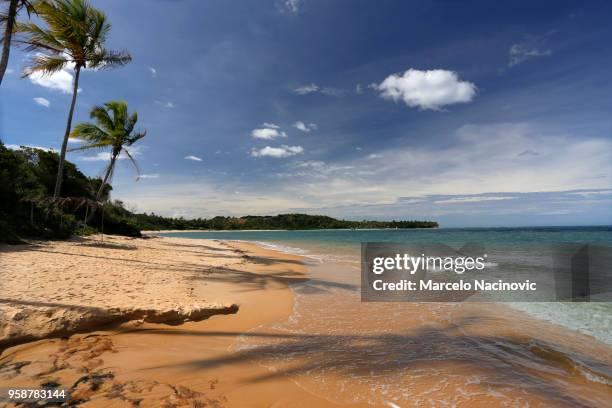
17;0;131;199
69;101;145;202
0;0;33;87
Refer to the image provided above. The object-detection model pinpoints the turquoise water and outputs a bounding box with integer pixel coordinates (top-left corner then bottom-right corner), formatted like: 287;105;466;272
160;226;612;343
159;226;612;253
159;227;612;405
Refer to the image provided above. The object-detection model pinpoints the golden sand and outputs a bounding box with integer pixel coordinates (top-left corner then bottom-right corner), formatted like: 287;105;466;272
0;236;347;407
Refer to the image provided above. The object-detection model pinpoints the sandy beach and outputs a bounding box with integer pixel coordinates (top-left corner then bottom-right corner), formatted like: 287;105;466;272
0;235;346;407
1;235;611;407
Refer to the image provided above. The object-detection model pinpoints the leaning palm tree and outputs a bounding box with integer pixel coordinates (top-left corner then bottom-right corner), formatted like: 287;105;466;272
17;0;131;199
69;101;145;202
0;0;34;87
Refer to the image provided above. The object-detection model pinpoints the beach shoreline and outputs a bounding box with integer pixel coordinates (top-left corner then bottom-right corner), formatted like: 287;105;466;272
1;234;611;407
0;235;345;407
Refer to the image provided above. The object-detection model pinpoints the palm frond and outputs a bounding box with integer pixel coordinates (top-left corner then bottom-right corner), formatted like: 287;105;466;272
123;148;141;179
14;21;65;53
126;130;146;146
67;141;111;152
104;100;127;131
125;111;138;134
89;105;114;133
70;122;111;143
88;48;131;69
22;53;69;76
17;0;131;71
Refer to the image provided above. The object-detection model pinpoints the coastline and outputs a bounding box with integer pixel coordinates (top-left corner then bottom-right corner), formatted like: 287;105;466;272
1;234;611;406
0;235;344;407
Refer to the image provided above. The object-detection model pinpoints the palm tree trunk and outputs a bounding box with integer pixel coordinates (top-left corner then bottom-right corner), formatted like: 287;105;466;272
53;65;81;199
86;152;117;225
0;0;18;87
96;153;117;201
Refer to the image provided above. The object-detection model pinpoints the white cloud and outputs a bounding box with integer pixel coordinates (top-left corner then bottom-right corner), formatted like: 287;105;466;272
78;146;143;162
148;66;157;77
155;100;175;108
33;97;50;107
567;189;612;197
260;122;612;215
251;145;304;158
185;155;203;162
251;127;288;139
6;144;54;151
434;196;516;204
509;35;552;67
293;83;319;95
284;0;301;13
293;121;317;132
375;69;476;110
368;154;383;159
292;83;342;96
79;152;112;161
28;69;74;94
262;122;280;129
139;173;160;179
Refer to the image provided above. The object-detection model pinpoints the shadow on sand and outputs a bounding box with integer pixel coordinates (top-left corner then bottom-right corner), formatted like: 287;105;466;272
133;316;612;407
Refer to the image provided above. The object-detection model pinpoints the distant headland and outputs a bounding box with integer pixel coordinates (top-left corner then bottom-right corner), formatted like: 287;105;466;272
137;213;439;232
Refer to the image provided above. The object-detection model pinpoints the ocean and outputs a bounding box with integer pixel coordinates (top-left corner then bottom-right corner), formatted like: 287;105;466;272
159;227;612;406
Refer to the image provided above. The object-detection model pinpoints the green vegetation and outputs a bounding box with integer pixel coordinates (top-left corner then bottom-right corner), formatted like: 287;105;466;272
70;100;145;201
17;0;131;198
134;213;438;231
0;144;140;243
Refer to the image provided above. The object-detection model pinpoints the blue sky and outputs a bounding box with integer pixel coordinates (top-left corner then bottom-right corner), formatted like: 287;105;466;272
1;0;611;226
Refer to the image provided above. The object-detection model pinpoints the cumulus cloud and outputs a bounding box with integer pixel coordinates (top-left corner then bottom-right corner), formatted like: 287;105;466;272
251;127;287;139
293;121;317;132
185;155;203;162
28;69;74;94
33;97;50;107
251;145;304;158
148;66;157;77
375;69;476;110
262;122;280;129
509;35;552;67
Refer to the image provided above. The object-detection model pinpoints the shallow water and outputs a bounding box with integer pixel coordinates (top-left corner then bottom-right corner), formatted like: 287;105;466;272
161;227;612;406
